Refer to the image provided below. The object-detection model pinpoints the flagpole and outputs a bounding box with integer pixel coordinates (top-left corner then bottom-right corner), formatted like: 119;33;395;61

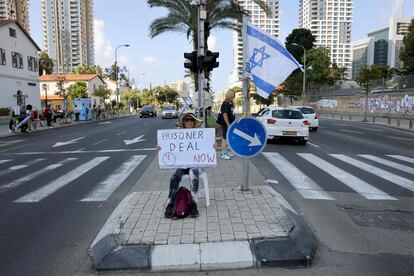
241;15;250;191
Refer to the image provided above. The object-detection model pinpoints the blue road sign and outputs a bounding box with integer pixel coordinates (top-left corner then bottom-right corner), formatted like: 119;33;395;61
227;117;267;158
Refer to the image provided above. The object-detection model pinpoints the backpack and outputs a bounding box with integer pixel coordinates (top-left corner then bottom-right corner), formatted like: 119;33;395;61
173;187;192;219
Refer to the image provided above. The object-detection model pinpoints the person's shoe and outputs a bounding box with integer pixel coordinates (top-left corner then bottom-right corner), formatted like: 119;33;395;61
227;151;235;157
189;202;199;218
220;153;231;160
164;203;174;218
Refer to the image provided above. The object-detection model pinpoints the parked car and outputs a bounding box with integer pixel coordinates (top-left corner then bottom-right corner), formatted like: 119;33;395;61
139;105;157;118
254;106;309;144
288;106;319;131
161;106;178;119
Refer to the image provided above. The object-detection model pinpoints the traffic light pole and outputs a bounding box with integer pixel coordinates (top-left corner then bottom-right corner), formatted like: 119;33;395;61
197;1;206;120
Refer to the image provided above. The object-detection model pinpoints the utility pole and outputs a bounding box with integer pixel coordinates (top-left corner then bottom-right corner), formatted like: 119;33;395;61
241;15;250;191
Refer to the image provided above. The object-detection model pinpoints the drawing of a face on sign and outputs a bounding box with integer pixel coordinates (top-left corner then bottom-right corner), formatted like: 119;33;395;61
162;152;176;166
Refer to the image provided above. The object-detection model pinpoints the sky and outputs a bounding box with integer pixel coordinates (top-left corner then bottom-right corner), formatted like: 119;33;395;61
29;0;414;93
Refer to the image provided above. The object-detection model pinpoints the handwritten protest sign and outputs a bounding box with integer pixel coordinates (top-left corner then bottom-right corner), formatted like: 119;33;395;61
157;128;217;169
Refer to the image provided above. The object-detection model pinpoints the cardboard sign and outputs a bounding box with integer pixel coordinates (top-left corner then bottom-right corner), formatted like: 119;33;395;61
157;128;217;169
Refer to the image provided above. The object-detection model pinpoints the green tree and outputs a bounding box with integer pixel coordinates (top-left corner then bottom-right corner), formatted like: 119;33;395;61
121;89;140;109
306;47;332;90
104;63;128;84
285;28;316;63
282;71;304;102
400;18;414;73
68;81;88;99
154;85;180;106
140;88;155;106
355;65;383;121
54;79;70;110
93;87;112;100
73;64;103;76
39;51;53;76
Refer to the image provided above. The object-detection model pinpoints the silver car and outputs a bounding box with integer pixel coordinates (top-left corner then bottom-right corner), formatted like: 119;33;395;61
288;106;319;131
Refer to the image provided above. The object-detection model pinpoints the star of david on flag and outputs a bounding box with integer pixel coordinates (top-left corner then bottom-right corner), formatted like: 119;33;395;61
245;22;302;99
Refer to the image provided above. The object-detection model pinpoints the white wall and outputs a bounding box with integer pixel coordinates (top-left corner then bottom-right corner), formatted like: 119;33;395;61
40;76;106;98
0;23;40;111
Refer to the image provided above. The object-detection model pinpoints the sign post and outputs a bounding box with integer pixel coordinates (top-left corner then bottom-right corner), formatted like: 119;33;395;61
227;117;267;191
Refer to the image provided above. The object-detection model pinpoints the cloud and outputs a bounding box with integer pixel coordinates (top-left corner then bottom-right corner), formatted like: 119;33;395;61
207;35;217;51
143;55;163;67
94;19;113;67
378;0;405;20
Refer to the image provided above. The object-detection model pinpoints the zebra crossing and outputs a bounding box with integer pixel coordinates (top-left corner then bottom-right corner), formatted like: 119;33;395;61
262;152;414;201
0;155;147;203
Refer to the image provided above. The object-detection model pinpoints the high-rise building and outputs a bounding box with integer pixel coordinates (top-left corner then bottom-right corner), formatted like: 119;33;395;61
170;79;190;98
351;17;412;79
299;0;353;78
42;0;94;74
0;0;30;33
229;0;280;86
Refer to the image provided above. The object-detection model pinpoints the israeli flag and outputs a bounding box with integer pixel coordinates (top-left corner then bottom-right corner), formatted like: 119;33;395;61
245;22;302;99
130;78;136;86
120;66;128;73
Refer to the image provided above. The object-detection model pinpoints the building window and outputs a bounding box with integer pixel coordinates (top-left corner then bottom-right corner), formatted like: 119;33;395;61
9;27;16;38
11;52;23;69
0;48;5;65
27;56;39;72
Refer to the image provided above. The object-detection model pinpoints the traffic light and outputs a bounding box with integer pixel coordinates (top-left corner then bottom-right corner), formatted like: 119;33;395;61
184;51;198;73
203;51;219;73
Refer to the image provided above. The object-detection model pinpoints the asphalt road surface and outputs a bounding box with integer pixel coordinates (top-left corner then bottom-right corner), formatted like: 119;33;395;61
0;117;413;275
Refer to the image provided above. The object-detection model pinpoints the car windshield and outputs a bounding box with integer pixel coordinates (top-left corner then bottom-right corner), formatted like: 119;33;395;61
142;106;152;110
298;107;315;114
272;110;304;119
256;108;269;117
163;106;175;111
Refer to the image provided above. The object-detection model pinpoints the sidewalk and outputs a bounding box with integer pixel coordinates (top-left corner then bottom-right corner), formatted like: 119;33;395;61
90;155;317;271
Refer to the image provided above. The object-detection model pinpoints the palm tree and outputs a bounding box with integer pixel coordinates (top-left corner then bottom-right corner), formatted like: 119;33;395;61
147;0;269;51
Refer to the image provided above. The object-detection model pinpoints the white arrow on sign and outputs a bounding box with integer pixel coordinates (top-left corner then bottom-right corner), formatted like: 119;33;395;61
124;135;146;145
233;129;262;147
52;137;85;148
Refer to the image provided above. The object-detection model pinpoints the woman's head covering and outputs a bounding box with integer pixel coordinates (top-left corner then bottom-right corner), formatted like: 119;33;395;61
178;111;203;128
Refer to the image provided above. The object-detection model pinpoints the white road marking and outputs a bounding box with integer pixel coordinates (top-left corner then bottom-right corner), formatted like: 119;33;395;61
124;135;146;145
92;138;107;146
307;142;320;148
298;154;396;200
359;155;414;175
7;148;157;155
387;136;414;142
0;160;12;165
262;152;334;200
0;158;77;193
80;155;146;202
331;154;414;193
339;129;365;134
52;137;86;148
116;131;127;136
387;155;414;164
15;157;109;203
0;158;45;177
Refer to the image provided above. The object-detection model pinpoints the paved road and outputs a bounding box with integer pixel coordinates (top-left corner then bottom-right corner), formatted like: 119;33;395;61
0;117;175;276
0;116;413;275
252;118;414;274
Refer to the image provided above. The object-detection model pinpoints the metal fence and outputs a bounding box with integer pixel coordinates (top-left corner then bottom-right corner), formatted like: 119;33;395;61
308;74;414;100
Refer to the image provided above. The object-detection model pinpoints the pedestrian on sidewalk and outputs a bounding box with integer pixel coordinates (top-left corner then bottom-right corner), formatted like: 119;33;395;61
157;111;203;219
74;105;81;121
15;104;32;133
44;104;54;127
217;91;235;160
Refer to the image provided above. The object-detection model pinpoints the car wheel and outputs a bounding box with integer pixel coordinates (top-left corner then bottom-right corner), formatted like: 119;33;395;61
299;138;307;145
311;127;318;132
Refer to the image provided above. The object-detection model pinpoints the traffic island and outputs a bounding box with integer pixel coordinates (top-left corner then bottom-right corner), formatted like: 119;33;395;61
89;157;317;271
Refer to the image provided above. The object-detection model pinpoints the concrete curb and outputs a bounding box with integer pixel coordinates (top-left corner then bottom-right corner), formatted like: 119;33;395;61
250;187;317;267
0;115;135;138
90;187;317;271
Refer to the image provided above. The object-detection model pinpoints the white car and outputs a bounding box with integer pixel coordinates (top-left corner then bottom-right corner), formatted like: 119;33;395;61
288;106;319;131
161;106;178;119
255;106;309;144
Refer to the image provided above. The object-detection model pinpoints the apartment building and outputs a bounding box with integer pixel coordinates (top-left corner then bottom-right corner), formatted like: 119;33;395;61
229;0;280;86
300;0;353;79
0;0;29;33
0;20;40;111
41;0;94;74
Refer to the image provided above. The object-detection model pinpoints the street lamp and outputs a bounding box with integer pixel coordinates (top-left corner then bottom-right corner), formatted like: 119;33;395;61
291;43;307;103
115;44;130;116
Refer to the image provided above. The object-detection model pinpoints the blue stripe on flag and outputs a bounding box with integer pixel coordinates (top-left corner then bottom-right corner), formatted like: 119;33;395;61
247;25;301;68
252;74;275;95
